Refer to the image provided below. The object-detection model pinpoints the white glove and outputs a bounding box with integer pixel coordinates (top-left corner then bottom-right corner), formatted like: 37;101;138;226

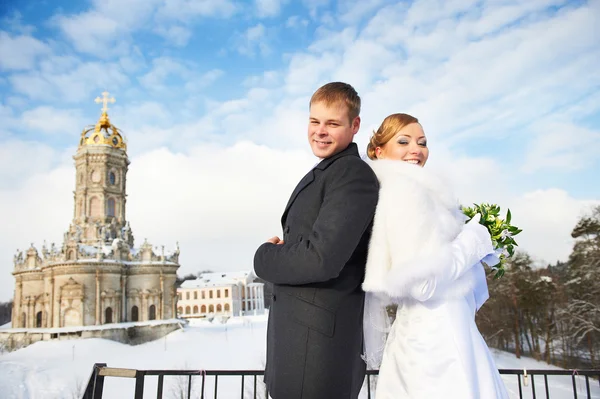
425;213;494;285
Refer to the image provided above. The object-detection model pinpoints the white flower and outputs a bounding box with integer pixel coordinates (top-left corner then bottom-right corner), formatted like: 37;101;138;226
500;229;512;239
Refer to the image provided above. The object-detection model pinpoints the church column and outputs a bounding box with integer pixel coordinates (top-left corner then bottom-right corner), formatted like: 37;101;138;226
13;278;22;329
160;273;165;320
172;289;176;319
49;274;55;327
121;274;126;322
28;299;33;328
95;270;101;325
141;293;147;321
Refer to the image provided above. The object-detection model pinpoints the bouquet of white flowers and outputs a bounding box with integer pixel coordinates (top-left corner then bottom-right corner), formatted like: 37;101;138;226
461;203;522;279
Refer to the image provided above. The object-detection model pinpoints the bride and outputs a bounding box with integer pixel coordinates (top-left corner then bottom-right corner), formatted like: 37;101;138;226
362;113;509;398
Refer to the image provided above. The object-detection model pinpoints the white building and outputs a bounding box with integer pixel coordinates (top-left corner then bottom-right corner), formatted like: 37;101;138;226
177;271;265;319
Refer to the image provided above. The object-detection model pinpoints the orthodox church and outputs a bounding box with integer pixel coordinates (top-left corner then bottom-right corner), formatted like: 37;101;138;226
11;92;180;329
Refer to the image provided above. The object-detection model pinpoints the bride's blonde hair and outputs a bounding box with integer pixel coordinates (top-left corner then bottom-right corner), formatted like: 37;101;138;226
366;113;419;160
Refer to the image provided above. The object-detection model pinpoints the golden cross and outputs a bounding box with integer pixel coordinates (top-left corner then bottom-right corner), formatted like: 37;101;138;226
94;91;116;113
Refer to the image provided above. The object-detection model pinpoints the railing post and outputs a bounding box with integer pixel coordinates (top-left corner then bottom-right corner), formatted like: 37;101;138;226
157;374;164;399
82;363;107;399
134;370;145;399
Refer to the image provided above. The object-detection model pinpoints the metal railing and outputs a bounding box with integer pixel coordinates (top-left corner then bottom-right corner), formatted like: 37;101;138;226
82;364;600;399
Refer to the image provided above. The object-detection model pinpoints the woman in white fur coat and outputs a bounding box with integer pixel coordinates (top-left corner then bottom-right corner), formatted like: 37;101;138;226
362;113;509;399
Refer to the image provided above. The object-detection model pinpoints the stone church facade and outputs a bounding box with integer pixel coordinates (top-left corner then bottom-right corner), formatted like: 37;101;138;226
11;93;180;329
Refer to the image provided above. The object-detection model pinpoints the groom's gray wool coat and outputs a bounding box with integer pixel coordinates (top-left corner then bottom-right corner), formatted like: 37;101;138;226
254;143;379;399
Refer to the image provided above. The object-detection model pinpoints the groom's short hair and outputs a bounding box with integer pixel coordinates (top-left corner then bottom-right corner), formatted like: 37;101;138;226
310;82;361;122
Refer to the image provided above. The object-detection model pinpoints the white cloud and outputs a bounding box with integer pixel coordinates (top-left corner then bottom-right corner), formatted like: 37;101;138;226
522;122;600;173
51;0;238;54
20;106;86;135
9;60;130;103
52;11;126;56
0;164;74;301
0;32;52;70
237;24;271;57
510;189;600;266
302;0;330;19
155;0;238;22
1;11;36;35
138;57;223;94
154;25;193;47
0;141;67;190
338;0;386;24
286;15;309;28
255;0;287;18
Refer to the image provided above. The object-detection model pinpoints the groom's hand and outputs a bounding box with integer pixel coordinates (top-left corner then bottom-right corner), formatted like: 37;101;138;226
266;236;285;245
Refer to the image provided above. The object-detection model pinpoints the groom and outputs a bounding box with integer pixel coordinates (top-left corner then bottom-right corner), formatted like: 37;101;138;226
254;82;379;398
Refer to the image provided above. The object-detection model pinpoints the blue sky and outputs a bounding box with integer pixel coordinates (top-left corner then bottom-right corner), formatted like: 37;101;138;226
0;0;599;301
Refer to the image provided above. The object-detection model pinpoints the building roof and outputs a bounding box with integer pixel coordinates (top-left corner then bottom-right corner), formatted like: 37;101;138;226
179;270;257;289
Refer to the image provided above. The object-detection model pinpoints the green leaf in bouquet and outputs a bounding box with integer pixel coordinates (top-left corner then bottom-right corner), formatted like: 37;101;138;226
494;268;505;279
506;208;512;224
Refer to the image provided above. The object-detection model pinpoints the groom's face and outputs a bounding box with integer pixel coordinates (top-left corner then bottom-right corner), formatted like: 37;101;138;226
308;101;360;159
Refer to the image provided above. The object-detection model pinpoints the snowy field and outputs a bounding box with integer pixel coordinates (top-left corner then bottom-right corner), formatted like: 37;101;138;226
0;315;598;399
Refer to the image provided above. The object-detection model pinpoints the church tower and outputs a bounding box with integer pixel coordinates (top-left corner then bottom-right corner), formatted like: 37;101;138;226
66;92;134;247
11;91;180;334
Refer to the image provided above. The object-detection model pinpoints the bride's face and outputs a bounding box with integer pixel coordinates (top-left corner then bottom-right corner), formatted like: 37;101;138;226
375;123;429;167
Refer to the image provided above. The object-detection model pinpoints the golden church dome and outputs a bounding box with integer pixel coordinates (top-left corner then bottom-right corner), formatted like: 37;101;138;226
79;91;127;150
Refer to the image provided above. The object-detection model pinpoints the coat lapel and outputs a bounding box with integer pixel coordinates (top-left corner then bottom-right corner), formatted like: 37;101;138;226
281;143;359;225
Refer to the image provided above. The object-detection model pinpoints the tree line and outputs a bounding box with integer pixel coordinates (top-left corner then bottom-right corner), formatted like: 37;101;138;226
476;206;600;368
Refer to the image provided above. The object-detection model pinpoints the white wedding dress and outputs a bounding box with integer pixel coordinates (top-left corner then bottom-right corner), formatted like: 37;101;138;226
362;160;509;399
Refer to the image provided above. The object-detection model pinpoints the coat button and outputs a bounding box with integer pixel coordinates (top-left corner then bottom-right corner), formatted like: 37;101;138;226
272;295;276;302
284;226;290;234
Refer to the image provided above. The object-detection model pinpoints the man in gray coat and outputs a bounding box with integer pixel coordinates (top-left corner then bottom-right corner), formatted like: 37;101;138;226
254;82;379;399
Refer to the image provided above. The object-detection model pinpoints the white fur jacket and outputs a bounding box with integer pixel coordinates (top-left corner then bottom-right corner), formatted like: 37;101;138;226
362;159;494;305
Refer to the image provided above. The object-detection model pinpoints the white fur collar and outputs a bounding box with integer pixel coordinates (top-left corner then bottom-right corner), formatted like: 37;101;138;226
363;159;474;301
366;159;460;212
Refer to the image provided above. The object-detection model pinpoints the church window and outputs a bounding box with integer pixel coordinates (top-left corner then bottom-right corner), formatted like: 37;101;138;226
209;291;213;299
185;306;191;315
193;306;198;314
90;197;101;218
105;307;113;324
36;311;43;328
131;306;139;322
225;289;229;298
67;250;75;261
217;290;221;298
107;198;116;217
216;304;222;312
177;307;183;315
21;313;26;328
201;305;206;313
224;304;230;312
186;292;190;300
109;172;116;185
209;305;214;313
194;291;197;299
149;305;156;320
178;293;182;300
202;291;205;299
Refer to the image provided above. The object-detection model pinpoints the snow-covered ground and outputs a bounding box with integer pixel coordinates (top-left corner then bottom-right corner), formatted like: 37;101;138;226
0;314;597;399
